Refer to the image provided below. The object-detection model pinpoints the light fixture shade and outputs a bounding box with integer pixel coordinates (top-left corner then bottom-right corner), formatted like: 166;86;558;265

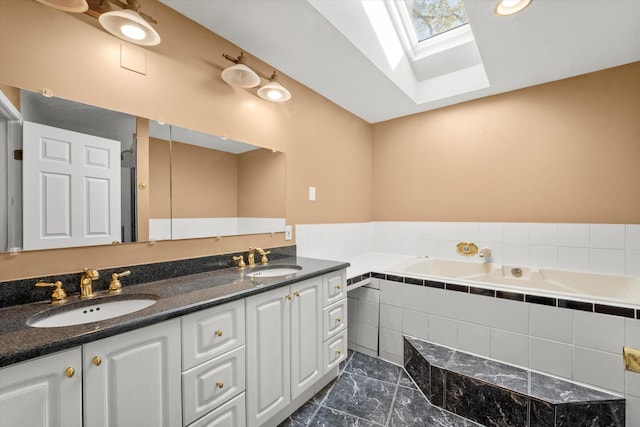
221;64;261;89
494;0;532;16
35;0;88;12
99;9;161;46
258;79;291;103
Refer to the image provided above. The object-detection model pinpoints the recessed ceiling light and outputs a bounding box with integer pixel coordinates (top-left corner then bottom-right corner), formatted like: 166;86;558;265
494;0;532;16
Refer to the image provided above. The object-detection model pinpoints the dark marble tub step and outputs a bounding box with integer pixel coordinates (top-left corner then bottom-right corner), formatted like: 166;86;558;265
403;336;625;427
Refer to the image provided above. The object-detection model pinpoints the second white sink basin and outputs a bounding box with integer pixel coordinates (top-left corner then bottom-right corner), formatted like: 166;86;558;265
27;295;157;328
245;265;302;278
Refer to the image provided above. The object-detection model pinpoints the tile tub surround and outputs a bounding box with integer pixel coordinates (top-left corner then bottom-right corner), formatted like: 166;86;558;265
404;337;625;427
0;245;296;308
279;350;481;426
0;255;347;367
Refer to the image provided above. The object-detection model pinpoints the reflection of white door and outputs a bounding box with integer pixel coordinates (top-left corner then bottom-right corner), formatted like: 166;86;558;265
22;121;121;250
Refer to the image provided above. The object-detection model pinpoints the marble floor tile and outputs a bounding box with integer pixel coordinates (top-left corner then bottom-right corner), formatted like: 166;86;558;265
311;379;337;405
307;407;381;427
340;349;355;372
345;351;402;384
323;372;396;425
390;386;481;427
398;369;418;389
279;401;320;427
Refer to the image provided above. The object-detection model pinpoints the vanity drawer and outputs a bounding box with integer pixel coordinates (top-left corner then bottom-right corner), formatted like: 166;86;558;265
323;298;347;341
182;346;246;426
323;330;347;375
322;270;346;306
186;392;246;427
181;300;245;370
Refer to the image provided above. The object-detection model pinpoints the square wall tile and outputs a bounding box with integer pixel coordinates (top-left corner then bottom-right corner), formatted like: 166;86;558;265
458;222;480;242
403;283;430;313
503;223;529;244
574;347;624;393
627;225;640;251
491;329;529;368
529;304;573;344
425;287;459;319
348;296;359;321
380;304;403;331
458;322;491;357
402;309;429;340
356;322;379;353
626;250;640;277
626;371;640;398
625;395;640;427
433;222;458;240
380;280;404;307
529;223;558;246
379;327;403;359
574;311;625;353
491;298;529;334
529;245;558;268
357;300;379;327
502;243;529;266
626;318;640;348
590;248;626;275
479;223;504;243
456;292;491;326
529;337;573;379
558;223;590;247
558;247;590;272
428;315;457;348
590;224;626;249
379;351;403;366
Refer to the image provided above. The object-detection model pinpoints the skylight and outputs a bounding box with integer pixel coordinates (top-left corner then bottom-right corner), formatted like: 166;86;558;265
403;0;469;42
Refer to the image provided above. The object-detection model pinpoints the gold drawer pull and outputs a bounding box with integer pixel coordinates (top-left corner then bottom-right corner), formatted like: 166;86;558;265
92;356;102;366
216;381;224;389
336;317;342;323
65;366;75;378
285;294;292;300
215;329;223;337
336;349;342;355
294;291;300;297
335;285;341;290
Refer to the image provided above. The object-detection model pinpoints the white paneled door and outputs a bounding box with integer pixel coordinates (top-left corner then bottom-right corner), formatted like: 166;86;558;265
22;121;121;250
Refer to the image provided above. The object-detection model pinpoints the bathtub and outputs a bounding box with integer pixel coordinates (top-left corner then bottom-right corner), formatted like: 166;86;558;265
385;257;640;307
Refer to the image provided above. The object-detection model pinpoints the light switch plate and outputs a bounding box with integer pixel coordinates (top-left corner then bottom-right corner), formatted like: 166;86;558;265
309;186;316;201
285;225;292;241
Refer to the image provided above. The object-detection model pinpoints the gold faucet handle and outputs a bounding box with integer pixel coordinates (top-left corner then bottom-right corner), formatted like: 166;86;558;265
233;255;246;269
108;270;131;294
82;268;99;280
35;281;67;304
260;250;271;264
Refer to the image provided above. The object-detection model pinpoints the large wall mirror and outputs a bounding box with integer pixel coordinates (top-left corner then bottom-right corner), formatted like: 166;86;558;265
0;86;286;253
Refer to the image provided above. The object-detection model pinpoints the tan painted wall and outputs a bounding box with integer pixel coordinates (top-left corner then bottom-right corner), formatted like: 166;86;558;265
372;62;640;224
0;0;372;281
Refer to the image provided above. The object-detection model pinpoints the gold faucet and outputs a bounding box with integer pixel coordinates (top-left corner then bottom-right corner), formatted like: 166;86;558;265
248;247;257;267
233;255;246;269
80;268;99;299
35;281;67;304
256;248;271;265
248;247;271;267
108;270;131;294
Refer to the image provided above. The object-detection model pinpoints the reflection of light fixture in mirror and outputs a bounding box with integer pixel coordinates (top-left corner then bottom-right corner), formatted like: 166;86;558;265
34;0;89;13
494;0;532;16
221;52;260;88
99;8;161;46
257;72;291;103
222;52;291;102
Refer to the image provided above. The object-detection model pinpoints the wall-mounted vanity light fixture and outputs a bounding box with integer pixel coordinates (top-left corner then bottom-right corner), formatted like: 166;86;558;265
33;0;161;46
494;0;532;16
222;52;292;103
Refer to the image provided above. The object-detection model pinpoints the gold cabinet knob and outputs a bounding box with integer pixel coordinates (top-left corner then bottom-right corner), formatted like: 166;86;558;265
215;329;223;337
336;317;342;323
294;291;300;297
335;285;341;290
65;366;75;378
216;381;224;389
285;294;292;300
336;349;342;355
92;356;102;366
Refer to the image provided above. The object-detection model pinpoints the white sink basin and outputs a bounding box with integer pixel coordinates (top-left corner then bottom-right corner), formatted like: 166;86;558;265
27;295;157;328
245;266;302;278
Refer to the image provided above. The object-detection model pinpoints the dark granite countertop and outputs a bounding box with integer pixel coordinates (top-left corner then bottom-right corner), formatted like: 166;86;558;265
0;256;349;367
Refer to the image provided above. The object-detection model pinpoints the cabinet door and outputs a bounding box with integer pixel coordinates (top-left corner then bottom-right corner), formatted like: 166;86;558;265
246;287;291;427
83;319;181;427
290;277;322;400
187;393;245;427
323;298;347;341
0;348;82;427
324;330;348;375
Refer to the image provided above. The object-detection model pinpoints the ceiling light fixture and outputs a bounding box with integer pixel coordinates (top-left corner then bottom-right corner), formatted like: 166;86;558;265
34;0;161;46
34;0;89;13
494;0;532;16
257;72;291;103
222;52;292;103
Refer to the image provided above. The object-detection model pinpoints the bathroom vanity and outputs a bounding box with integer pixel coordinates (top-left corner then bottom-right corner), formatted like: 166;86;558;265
0;256;348;427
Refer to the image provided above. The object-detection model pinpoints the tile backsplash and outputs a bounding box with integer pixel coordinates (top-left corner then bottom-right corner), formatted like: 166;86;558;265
296;221;640;277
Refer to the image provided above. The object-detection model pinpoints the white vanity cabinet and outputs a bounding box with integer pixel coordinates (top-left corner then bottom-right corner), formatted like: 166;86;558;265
0;348;82;427
245;276;323;427
321;271;348;373
181;300;246;426
83;319;182;427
